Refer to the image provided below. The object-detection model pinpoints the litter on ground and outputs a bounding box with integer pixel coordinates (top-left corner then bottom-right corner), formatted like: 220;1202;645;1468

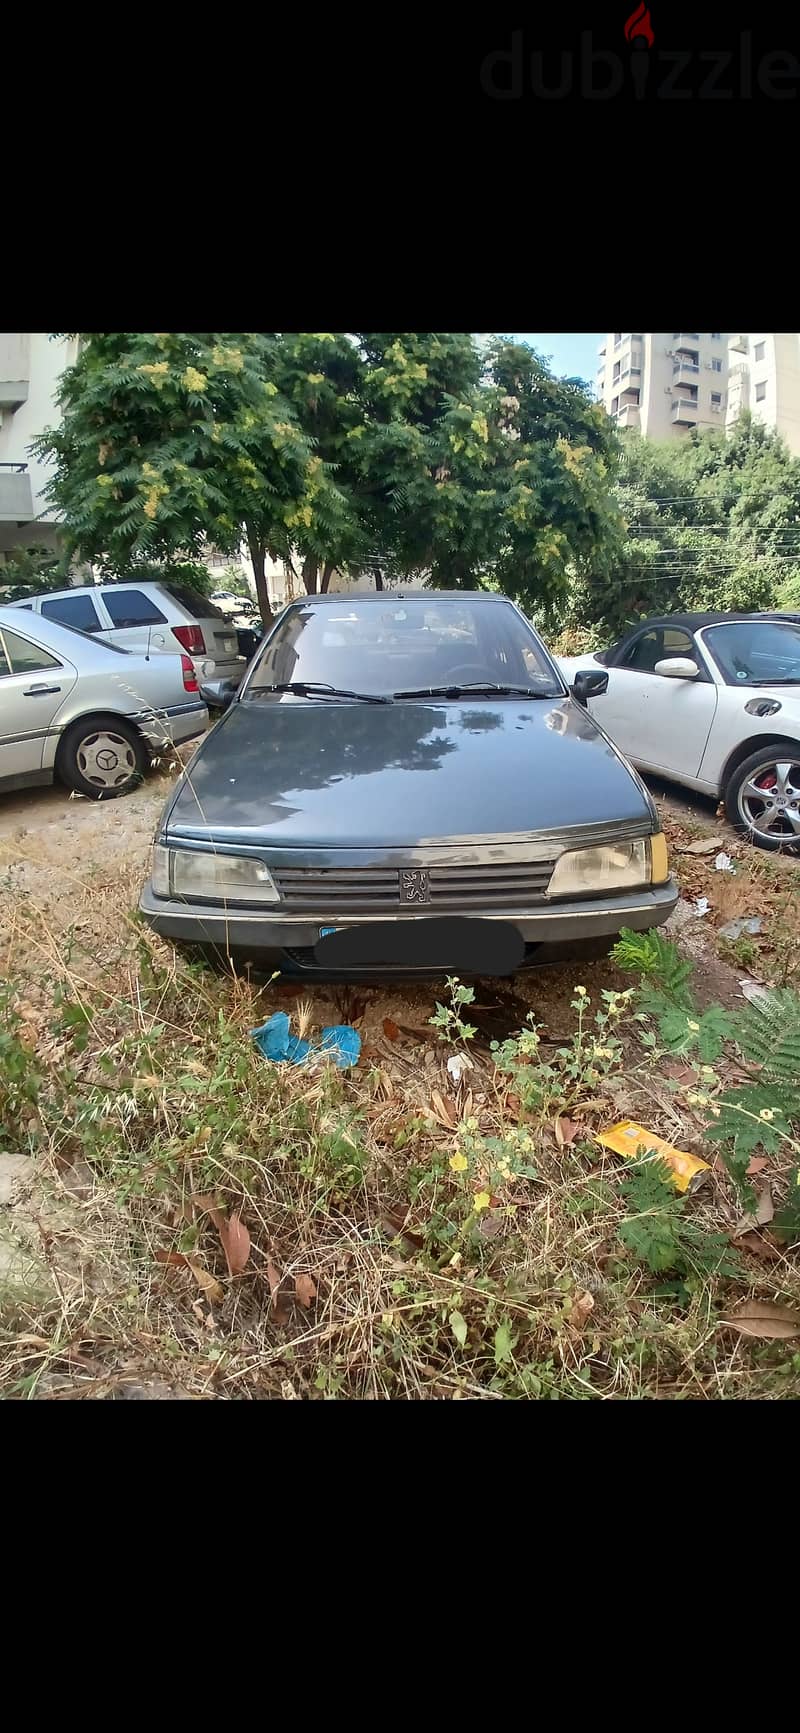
251;1010;361;1069
596;1119;711;1194
719;916;762;940
715;852;735;873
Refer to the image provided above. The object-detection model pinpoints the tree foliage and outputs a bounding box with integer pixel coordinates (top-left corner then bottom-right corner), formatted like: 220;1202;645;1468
31;332;623;624
30;334;319;623
569;415;800;638
0;543;72;601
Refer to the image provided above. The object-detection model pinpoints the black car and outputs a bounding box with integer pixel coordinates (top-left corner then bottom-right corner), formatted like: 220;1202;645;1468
139;593;677;978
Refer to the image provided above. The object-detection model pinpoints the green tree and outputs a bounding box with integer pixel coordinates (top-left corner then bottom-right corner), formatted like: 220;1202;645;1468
0;543;72;600
569;415;800;638
30;333;328;625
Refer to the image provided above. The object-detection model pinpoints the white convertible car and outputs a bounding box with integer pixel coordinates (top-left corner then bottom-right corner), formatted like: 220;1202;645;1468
558;611;800;852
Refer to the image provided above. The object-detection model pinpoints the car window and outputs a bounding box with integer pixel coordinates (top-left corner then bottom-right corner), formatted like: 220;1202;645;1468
0;627;62;676
704;620;800;685
101;588;168;628
41;593;103;633
662;629;696;659
246;598;563;698
161;583;225;620
619;630;663;672
0;636;9;677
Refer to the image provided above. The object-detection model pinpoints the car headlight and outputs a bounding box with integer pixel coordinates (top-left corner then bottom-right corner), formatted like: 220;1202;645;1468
151;844;280;904
546;835;667;899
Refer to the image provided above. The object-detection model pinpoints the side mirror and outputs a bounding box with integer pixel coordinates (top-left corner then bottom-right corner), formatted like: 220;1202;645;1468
200;677;238;710
571;668;609;706
654;657;699;679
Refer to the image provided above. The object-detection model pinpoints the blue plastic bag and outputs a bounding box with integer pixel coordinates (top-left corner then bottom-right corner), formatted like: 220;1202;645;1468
250;1011;360;1070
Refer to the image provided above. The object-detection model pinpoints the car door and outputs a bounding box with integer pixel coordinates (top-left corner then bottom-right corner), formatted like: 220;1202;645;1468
0;624;77;783
591;626;718;779
97;586;171;655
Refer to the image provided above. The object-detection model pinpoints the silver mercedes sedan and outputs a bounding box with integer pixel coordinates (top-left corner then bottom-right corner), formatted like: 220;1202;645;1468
0;603;208;799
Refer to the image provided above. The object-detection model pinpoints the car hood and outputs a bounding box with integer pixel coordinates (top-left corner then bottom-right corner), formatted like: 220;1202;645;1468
162;696;655;849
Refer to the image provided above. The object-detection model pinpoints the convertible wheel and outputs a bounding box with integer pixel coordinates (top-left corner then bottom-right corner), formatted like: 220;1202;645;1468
725;747;800;852
59;717;146;800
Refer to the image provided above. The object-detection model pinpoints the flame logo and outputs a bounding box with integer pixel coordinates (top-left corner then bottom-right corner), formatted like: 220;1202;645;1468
624;3;655;46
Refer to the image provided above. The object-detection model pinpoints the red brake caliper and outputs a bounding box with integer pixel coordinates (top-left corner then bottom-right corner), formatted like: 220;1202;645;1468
756;772;777;794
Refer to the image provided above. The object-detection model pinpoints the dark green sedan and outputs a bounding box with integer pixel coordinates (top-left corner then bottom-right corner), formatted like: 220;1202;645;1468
139;593;677;978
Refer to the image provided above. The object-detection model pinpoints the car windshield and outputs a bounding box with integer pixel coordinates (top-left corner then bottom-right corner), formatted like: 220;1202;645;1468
245;598;563;700
704;620;800;685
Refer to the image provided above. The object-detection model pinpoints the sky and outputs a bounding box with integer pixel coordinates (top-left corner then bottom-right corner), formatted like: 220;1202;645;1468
507;333;603;388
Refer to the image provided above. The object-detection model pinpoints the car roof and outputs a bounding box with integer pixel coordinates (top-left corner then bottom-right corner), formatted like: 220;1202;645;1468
616;610;800;638
0;601;142;662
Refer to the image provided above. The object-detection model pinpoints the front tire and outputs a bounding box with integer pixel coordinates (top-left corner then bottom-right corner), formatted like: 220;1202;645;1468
725;745;800;852
58;716;147;800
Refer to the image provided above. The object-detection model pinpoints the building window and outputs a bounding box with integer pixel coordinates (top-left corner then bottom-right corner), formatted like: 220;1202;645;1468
756;381;767;402
711;332;722;340
611;396;619;413
754;341;765;362
711;391;722;405
711;358;723;372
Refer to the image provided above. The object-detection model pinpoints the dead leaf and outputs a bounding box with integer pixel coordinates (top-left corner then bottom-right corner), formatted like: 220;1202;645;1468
747;1156;770;1176
429;1090;457;1128
265;1259;282;1302
679;836;725;855
733;1232;782;1264
569;1290;595;1330
734;1187;774;1237
192;1191;222;1218
382;1017;400;1041
720;1299;800;1339
555;1116;582;1147
663;1061;697;1086
14;1334;53;1350
217;1213;251;1277
186;1260;224;1305
295;1272;317;1308
154;1248;189;1269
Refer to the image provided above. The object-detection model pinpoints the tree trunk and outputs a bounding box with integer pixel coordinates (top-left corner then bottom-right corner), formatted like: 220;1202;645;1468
375;567;384;591
320;561;335;592
302;554;318;594
247;535;274;627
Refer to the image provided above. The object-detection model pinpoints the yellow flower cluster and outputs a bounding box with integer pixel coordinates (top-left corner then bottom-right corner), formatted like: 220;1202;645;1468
211;346;244;372
137;362;169;385
182;368;207;393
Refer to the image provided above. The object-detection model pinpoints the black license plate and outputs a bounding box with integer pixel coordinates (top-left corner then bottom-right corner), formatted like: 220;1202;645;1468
312;917;525;974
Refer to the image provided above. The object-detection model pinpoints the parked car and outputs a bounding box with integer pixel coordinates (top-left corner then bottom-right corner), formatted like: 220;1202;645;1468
210;590;257;619
9;580;245;686
139;592;677;978
558;611;800;852
0;604;208;799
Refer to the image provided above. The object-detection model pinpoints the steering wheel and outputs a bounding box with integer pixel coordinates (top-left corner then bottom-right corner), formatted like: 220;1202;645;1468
444;663;497;684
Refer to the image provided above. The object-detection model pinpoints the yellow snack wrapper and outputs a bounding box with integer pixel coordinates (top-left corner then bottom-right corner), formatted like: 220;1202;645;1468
596;1119;711;1194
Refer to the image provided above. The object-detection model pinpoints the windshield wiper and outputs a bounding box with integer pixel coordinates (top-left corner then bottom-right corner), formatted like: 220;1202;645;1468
253;681;392;705
393;682;555;700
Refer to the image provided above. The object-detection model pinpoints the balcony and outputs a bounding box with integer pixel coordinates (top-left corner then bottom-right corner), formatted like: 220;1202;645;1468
673;361;699;385
0;333;30;412
672;398;698;425
729;334;749;353
0;462;35;523
617;403;640;429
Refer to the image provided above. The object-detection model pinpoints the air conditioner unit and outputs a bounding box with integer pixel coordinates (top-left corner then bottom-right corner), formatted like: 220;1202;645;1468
664;386;673;393
665;349;674;357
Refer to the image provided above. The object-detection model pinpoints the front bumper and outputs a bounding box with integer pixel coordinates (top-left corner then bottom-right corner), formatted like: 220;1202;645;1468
139;877;679;973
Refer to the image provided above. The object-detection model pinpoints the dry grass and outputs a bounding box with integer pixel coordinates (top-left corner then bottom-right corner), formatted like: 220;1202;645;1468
2;786;800;1401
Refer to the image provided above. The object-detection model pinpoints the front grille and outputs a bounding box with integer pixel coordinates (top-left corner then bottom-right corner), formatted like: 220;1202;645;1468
271;862;556;911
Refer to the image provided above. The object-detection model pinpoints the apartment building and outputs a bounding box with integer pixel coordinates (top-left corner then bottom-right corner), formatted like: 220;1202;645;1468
596;333;729;440
726;334;800;456
0;333;79;563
